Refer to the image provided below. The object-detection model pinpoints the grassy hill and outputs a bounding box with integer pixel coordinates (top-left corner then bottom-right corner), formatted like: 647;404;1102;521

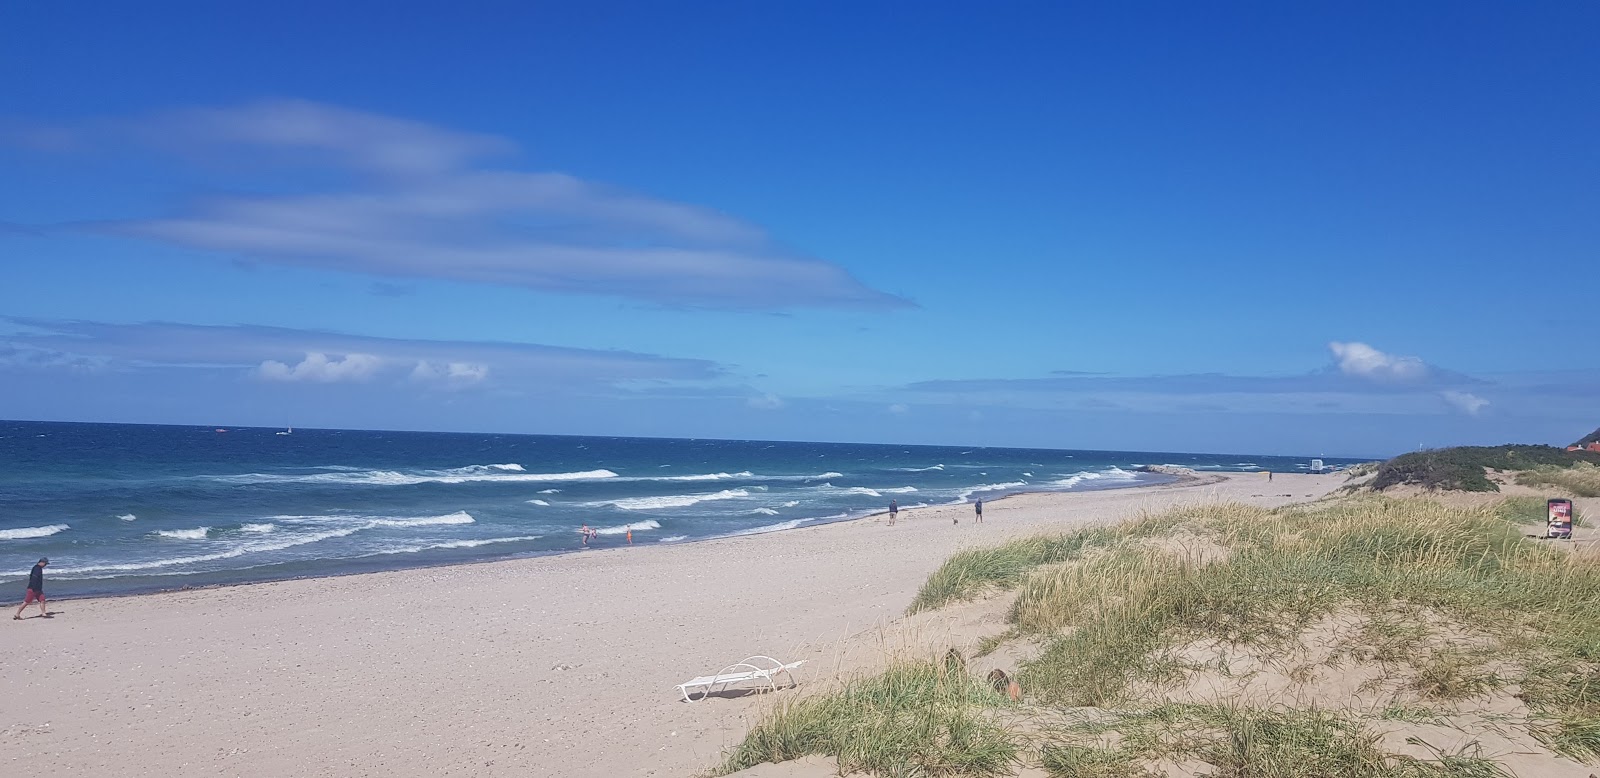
1368;444;1600;494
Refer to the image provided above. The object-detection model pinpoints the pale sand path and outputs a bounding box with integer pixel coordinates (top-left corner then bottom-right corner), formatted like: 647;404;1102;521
1;473;1339;777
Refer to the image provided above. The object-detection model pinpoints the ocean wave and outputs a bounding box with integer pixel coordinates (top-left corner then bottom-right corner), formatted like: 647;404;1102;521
537;488;560;494
600;489;750;511
198;467;618;487
894;464;944;472
780;500;800;507
365;511;476;528
117;513;137;521
641;471;754;482
956;481;1027;501
54;512;478;577
745;507;780;516
155;527;211;540
840;487;882;497
1052;467;1141;489
883;486;918;494
526;499;551;506
56;526;366;575
724;518;809;536
657;535;688;543
0;524;69;540
595;519;660;535
369;535;542;555
240;523;276;534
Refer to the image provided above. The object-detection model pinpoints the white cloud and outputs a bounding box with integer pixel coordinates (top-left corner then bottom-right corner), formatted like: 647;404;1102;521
1441;391;1490;416
888;403;909;415
1328;342;1428;383
411;360;490;386
746;393;785;410
258;352;383;383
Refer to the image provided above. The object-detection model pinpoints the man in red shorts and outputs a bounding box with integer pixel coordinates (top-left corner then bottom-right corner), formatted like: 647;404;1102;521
14;558;48;620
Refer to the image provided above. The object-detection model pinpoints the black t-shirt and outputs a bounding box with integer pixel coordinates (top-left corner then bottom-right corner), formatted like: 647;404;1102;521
27;564;43;593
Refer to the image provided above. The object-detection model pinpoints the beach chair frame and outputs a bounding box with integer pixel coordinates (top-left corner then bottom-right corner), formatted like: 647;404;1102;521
676;656;805;702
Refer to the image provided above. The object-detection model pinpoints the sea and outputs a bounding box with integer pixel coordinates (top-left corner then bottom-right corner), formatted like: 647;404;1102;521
0;421;1364;597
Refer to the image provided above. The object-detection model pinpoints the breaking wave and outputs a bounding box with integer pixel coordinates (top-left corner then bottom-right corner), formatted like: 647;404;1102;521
0;524;69;540
155;527;211;540
595;519;660;535
198;467;618;487
600;489;750;511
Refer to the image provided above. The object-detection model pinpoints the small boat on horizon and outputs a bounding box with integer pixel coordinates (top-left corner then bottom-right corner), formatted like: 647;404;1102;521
276;426;293;436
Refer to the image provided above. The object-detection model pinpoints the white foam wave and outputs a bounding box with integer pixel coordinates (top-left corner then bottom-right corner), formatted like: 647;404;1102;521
745;507;780;516
643;471;753;482
956;481;1027;501
1052;467;1141;489
601;489;750;511
240;523;276;534
841;487;881;497
117;513;137;521
0;524;69;540
202;468;618;486
365;511;476;528
657;535;688;543
371;535;542;555
725;518;809;536
155;527;211;540
537;488;560;494
781;500;800;507
526;499;551;506
883;486;918;494
57;527;365;575
895;464;944;472
595;519;660;535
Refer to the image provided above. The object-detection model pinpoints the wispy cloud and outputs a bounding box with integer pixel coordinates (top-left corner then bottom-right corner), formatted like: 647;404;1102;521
1441;390;1490;416
746;393;786;410
15;100;909;311
0;317;719;392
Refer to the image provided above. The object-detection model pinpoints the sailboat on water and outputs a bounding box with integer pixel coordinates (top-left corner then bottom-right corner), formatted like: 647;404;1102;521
276;426;293;436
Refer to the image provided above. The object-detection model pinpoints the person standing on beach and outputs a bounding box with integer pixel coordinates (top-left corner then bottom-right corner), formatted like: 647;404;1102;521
579;524;597;547
14;558;48;620
974;498;984;524
889;499;898;526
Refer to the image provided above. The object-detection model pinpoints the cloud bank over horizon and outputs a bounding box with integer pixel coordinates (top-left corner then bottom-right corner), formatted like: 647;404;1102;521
12;100;909;311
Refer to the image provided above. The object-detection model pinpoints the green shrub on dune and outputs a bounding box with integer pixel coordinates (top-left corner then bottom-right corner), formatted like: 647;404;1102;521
1369;445;1600;492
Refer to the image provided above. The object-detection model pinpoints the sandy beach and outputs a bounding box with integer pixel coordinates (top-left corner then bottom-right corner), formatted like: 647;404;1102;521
2;472;1342;777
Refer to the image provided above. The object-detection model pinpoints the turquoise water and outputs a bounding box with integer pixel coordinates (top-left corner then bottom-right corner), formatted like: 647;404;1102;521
0;420;1360;596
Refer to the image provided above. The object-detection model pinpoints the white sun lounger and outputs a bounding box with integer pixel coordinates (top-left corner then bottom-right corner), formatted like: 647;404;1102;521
676;656;807;702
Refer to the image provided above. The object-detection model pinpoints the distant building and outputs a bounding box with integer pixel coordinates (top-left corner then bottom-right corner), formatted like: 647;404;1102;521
1566;442;1600;453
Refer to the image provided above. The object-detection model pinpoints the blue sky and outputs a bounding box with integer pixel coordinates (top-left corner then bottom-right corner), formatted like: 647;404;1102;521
2;2;1596;457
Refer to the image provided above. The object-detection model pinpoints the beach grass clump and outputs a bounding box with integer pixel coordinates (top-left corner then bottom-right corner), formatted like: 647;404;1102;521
1046;704;1510;778
713;660;1020;777
1515;462;1600;498
907;528;1116;613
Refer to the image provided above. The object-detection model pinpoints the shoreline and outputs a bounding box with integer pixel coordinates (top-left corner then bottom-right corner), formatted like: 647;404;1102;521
4;471;1336;778
24;472;1190;602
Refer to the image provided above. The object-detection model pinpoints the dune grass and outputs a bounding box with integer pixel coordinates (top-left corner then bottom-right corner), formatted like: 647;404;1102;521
712;660;1021;777
717;494;1600;775
906;528;1118;613
1515;462;1600;497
